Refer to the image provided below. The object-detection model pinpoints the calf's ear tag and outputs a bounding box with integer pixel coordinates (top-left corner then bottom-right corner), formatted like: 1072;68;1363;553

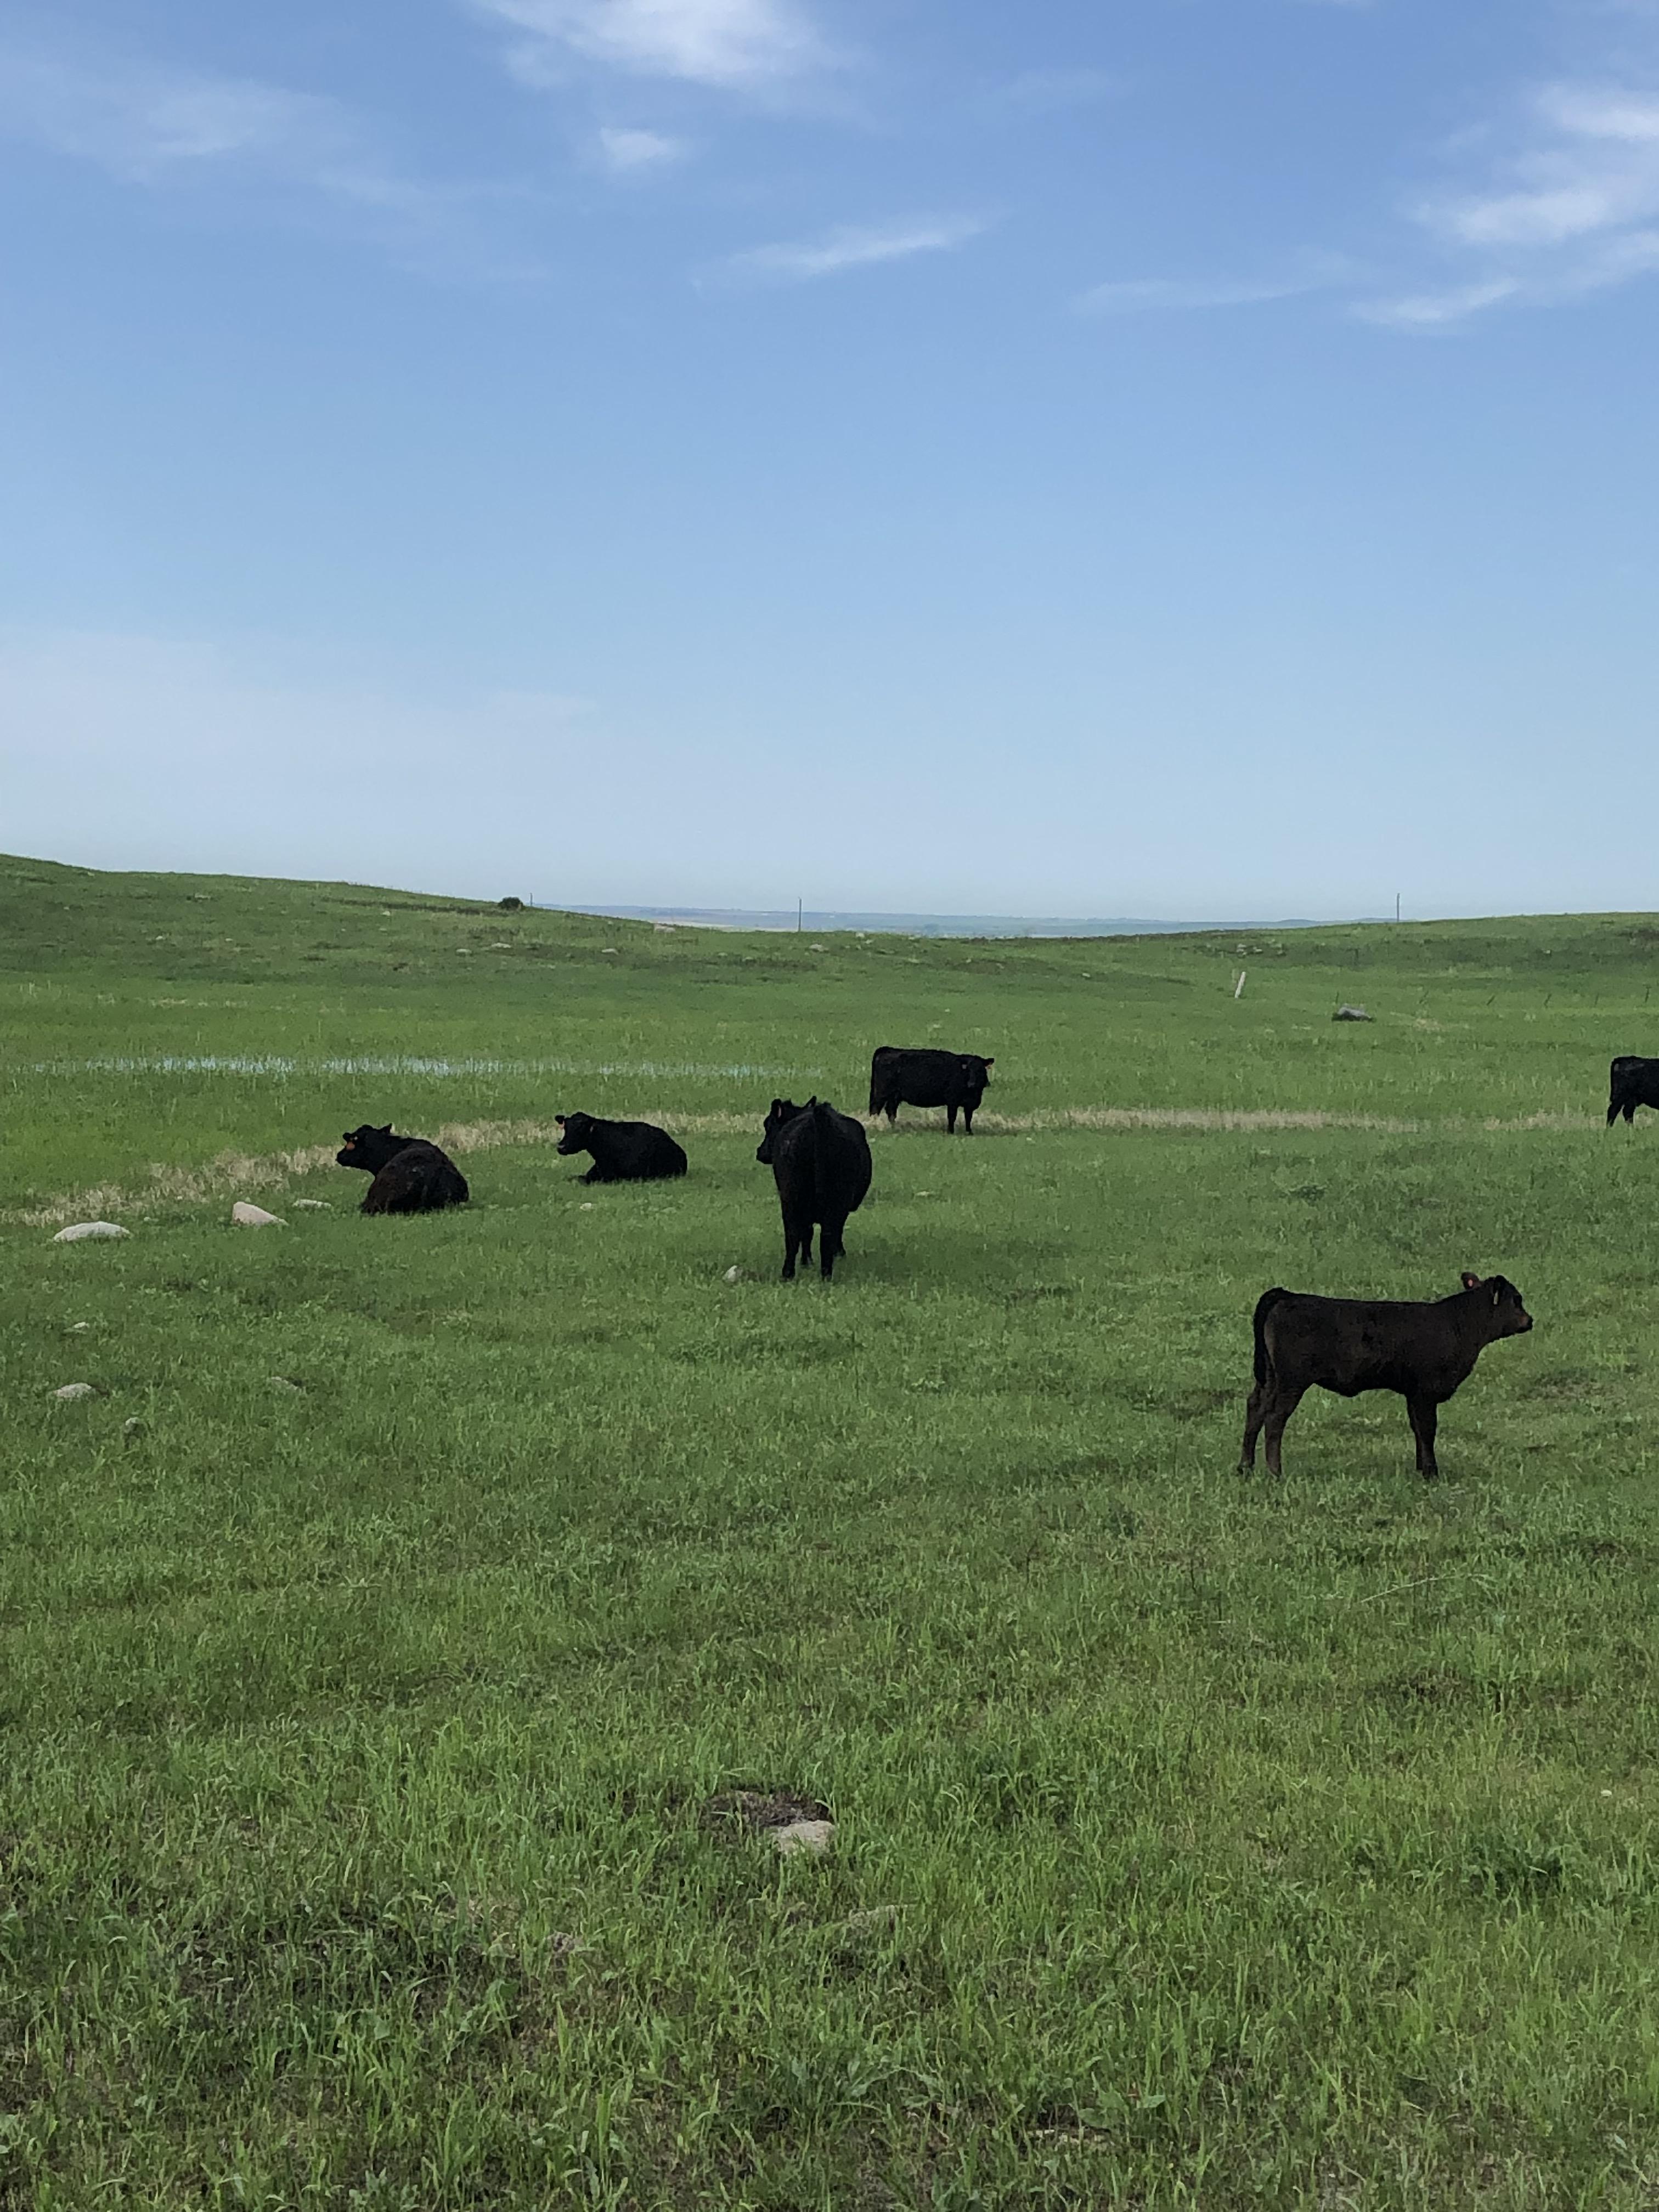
1460;1271;1482;1289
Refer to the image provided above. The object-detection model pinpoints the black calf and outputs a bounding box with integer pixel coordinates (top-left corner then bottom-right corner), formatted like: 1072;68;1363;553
756;1097;872;1281
336;1124;470;1215
555;1111;687;1183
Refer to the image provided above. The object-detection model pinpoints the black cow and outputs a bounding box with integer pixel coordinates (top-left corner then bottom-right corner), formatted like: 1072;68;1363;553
556;1111;687;1183
868;1046;995;1133
1607;1057;1659;1125
336;1124;470;1215
1240;1271;1533;1479
756;1097;873;1281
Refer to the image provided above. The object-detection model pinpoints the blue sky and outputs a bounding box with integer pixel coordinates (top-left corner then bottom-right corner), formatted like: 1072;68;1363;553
2;0;1657;919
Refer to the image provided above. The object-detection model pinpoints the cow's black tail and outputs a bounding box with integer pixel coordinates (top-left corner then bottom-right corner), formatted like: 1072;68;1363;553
808;1097;828;1203
1252;1288;1292;1386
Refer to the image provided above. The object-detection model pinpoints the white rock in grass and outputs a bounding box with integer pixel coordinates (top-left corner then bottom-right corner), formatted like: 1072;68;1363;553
53;1221;128;1243
269;1375;306;1395
723;1265;748;1285
774;1820;834;1859
232;1202;285;1227
291;1199;330;1211
53;1383;95;1401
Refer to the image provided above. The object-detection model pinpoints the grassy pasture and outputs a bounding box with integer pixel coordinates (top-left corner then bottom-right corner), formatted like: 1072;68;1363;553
4;852;1659;2208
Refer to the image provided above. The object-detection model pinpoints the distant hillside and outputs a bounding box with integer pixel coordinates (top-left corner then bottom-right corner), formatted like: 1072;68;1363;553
561;902;1334;939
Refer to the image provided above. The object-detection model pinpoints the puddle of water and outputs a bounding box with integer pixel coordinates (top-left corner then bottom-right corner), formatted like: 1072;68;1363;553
27;1054;816;1082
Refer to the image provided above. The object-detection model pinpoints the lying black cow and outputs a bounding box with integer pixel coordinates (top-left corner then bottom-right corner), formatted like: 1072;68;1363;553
336;1124;470;1215
1240;1271;1533;1479
756;1097;872;1280
1607;1056;1659;1125
556;1111;687;1183
868;1046;994;1133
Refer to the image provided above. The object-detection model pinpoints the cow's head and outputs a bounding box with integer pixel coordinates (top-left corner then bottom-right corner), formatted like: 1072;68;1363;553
1460;1271;1534;1336
555;1112;595;1157
337;1122;398;1171
757;1098;807;1165
961;1054;994;1093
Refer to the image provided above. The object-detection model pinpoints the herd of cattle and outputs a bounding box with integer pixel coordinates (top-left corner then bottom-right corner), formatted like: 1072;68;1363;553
328;1049;1659;1482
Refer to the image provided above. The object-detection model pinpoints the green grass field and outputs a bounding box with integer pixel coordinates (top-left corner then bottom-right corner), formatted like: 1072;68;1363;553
5;851;1659;2209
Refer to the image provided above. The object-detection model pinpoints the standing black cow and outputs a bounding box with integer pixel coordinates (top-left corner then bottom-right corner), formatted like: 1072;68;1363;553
1240;1271;1533;1479
555;1111;687;1183
336;1124;470;1215
756;1098;873;1281
1607;1057;1659;1125
868;1046;994;1133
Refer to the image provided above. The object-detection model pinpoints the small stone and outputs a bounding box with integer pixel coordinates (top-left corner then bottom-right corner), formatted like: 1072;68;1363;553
723;1265;747;1284
774;1820;834;1859
68;1322;91;1332
121;1417;144;1440
291;1199;330;1211
1333;1005;1373;1023
53;1383;95;1401
269;1375;306;1394
579;1202;595;1211
232;1202;285;1227
53;1221;128;1243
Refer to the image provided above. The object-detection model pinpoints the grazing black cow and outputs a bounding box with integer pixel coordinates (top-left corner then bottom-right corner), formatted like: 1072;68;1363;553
756;1097;873;1281
1240;1271;1533;1480
868;1046;995;1133
555;1111;687;1183
336;1125;470;1215
1607;1056;1659;1125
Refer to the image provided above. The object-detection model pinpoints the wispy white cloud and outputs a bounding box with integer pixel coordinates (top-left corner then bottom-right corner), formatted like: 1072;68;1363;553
1075;253;1356;317
596;122;688;170
471;0;832;92
1077;273;1329;315
0;48;346;178
0;42;527;276
706;215;984;286
1362;77;1659;324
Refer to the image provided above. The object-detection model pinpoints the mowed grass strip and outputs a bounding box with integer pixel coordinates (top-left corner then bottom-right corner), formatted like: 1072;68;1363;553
4;857;1659;2207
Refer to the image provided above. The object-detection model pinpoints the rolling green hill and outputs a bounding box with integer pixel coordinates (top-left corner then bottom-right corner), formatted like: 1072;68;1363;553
4;854;1659;2208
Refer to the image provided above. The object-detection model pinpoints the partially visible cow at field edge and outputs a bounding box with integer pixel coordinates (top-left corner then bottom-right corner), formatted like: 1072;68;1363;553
336;1125;470;1215
868;1046;994;1134
1241;1271;1533;1480
555;1111;687;1183
1607;1056;1659;1125
756;1098;873;1281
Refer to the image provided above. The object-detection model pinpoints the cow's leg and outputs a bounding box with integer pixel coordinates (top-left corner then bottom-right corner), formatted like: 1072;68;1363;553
781;1204;812;1280
1240;1383;1267;1472
1626;1101;1639;1125
946;1102;958;1132
1261;1386;1305;1477
1406;1393;1440;1479
1609;1097;1623;1126
961;1103;975;1133
819;1211;847;1280
884;1102;898;1125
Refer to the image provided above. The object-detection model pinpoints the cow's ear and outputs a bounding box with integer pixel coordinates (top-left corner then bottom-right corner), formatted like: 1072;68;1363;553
984;1057;995;1067
1461;1271;1482;1289
379;1122;393;1135
555;1115;566;1127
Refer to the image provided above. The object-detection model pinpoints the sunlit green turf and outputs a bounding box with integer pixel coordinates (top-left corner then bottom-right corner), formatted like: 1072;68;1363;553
4;853;1659;2208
